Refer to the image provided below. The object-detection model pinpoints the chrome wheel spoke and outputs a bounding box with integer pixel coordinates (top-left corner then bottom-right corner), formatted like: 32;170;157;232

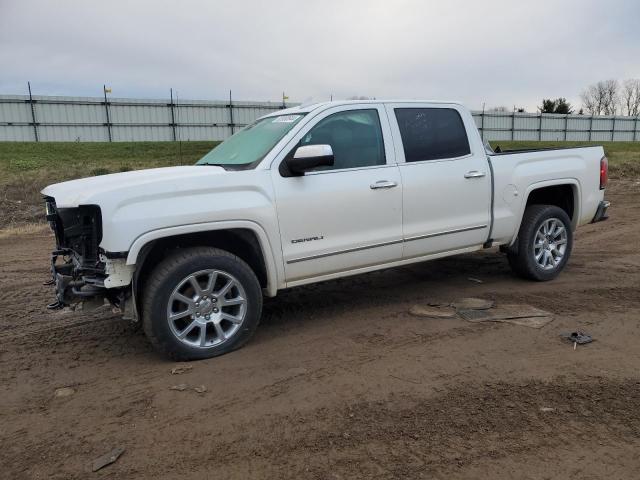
174;292;195;306
213;322;226;341
169;309;193;321
188;275;204;297
552;225;565;239
204;272;218;294
198;325;208;346
220;295;244;307
221;312;243;324
217;279;234;298
178;319;198;339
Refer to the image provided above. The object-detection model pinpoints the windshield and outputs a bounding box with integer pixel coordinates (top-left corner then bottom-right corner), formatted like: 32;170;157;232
197;114;305;167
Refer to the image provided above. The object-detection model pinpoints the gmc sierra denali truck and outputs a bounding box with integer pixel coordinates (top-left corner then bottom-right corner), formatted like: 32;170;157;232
42;100;610;360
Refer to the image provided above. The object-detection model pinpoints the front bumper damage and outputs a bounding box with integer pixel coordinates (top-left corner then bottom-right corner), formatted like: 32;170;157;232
44;197;133;314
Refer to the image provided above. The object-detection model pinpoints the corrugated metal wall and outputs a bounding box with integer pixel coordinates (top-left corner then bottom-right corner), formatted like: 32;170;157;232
472;111;640;142
1;94;639;142
0;95;294;142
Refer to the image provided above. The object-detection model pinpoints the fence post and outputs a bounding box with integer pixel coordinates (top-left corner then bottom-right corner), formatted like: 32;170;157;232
228;90;235;135
512;110;515;140
539;114;543;140
634;114;639;142
589;115;593;141
169;88;177;142
103;85;112;142
480;106;485;142
27;81;38;142
611;114;616;141
564;114;568;141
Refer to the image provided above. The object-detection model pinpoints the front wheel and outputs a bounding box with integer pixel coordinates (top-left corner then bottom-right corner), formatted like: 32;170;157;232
507;205;573;281
142;247;262;360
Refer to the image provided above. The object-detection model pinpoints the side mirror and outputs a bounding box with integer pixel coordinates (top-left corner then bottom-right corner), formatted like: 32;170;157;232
285;144;334;175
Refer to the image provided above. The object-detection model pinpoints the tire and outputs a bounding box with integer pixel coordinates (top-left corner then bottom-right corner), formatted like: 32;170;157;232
507;205;573;281
142;247;262;361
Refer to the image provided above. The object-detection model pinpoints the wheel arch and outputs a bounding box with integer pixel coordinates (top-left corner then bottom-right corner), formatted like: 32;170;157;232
509;179;581;246
128;221;280;299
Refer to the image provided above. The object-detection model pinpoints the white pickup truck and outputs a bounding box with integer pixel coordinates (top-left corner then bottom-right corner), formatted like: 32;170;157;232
43;100;610;360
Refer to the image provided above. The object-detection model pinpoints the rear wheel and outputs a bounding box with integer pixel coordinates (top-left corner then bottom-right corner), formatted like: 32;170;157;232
142;247;262;360
507;205;573;281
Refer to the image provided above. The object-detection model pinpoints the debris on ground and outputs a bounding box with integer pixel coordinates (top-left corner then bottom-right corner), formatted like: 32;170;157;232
457;304;553;328
410;298;553;329
194;385;207;394
561;331;593;348
91;447;125;472
467;277;483;284
452;298;494;310
409;304;456;318
171;365;193;375
54;387;75;398
169;384;188;391
540;407;556;412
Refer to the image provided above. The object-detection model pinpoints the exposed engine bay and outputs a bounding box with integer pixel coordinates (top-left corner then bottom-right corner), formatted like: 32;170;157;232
44;196;133;315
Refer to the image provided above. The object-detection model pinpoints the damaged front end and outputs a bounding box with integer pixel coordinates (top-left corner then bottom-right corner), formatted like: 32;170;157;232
44;197;133;316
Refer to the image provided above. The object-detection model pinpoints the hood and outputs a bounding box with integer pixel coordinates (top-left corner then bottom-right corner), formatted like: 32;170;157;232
42;165;226;208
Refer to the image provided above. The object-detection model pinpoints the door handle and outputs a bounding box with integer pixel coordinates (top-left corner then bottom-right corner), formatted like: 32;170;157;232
464;171;486;179
370;180;398;189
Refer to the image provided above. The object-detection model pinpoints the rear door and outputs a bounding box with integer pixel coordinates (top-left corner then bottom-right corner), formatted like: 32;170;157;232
385;103;491;259
270;104;403;284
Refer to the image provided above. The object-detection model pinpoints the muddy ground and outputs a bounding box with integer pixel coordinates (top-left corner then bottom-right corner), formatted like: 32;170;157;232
1;180;639;479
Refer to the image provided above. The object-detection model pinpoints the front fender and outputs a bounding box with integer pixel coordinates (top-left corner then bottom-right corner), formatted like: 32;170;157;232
125;220;282;297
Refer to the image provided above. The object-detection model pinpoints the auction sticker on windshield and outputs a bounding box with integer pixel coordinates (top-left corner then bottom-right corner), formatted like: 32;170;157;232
272;115;302;123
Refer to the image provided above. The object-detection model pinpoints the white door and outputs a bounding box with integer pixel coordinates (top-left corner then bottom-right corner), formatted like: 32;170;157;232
385;103;491;259
271;105;403;285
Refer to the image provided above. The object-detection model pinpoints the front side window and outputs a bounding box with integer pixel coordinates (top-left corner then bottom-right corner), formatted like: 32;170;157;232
298;109;386;171
395;108;470;162
197;114;304;168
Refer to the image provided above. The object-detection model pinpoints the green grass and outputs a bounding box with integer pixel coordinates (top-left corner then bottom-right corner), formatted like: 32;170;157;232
0;140;638;227
0;141;218;225
0;141;218;178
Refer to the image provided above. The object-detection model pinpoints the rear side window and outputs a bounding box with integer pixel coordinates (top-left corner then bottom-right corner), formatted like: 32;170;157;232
394;108;470;162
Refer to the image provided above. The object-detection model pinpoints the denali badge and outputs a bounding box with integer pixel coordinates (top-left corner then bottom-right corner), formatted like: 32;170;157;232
291;235;324;244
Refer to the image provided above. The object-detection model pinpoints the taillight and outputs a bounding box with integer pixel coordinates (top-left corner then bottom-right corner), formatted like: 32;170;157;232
600;156;608;190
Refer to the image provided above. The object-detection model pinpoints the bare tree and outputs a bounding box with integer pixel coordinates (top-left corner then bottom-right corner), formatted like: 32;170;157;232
581;79;619;115
622;79;640;116
602;79;619;115
581;84;603;115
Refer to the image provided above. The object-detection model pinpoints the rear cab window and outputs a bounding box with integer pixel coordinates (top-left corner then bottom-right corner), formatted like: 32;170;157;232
394;108;470;162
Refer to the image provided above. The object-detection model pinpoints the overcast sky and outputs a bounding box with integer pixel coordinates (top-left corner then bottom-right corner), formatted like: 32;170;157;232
1;0;639;111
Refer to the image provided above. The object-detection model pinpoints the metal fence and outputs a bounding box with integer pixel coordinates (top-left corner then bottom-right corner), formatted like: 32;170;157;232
473;111;640;142
0;94;294;142
1;94;639;142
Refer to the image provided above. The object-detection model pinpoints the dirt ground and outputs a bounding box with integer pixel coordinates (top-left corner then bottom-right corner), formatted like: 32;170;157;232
1;180;639;480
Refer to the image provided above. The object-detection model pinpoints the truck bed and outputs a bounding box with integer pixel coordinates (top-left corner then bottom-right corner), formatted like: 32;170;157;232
487;145;605;246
